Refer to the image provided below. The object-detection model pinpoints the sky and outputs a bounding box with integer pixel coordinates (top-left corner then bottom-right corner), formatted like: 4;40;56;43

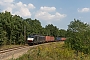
0;0;90;30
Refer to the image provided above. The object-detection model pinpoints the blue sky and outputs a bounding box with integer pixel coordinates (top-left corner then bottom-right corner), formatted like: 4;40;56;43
0;0;90;29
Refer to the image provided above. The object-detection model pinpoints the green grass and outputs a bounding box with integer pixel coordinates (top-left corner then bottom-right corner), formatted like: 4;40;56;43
13;42;90;60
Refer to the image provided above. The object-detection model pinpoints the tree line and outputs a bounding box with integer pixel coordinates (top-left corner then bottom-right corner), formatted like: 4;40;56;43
0;11;67;45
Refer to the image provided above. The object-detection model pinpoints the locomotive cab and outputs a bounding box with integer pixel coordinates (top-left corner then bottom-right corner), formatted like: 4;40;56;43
27;35;46;45
27;35;34;44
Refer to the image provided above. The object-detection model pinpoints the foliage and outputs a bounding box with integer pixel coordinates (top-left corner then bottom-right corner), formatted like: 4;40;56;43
0;11;24;45
65;19;90;54
59;29;67;37
45;24;59;37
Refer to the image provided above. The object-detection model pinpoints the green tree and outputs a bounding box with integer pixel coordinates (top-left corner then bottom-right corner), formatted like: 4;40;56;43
59;29;67;37
65;19;90;54
12;15;24;44
45;24;59;37
25;18;42;35
0;11;25;45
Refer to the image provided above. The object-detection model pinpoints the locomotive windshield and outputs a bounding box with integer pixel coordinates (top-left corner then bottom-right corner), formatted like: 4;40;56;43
28;35;34;38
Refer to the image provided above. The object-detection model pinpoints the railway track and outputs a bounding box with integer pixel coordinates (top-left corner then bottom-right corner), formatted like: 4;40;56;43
0;45;29;60
0;41;64;53
0;45;28;53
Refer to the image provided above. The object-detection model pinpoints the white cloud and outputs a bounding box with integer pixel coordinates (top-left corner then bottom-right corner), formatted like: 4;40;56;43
78;8;90;13
0;0;66;21
0;1;35;18
35;8;66;21
14;7;31;17
28;4;35;9
0;0;14;3
16;1;23;7
54;12;66;19
40;6;56;12
35;11;54;20
13;1;35;17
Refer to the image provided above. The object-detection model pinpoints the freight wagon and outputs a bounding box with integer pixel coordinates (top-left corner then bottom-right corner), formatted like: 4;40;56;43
56;37;66;41
45;36;55;42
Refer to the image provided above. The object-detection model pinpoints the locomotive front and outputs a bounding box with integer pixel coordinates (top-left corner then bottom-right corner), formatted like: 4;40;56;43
27;35;34;44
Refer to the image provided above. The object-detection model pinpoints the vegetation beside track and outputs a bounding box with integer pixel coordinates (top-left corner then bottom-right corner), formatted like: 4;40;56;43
0;45;24;50
13;42;90;60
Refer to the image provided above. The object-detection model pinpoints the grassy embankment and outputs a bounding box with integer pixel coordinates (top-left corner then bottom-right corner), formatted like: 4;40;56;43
12;42;90;60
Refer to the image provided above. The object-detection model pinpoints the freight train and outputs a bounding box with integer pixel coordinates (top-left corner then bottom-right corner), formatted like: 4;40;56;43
27;34;66;45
